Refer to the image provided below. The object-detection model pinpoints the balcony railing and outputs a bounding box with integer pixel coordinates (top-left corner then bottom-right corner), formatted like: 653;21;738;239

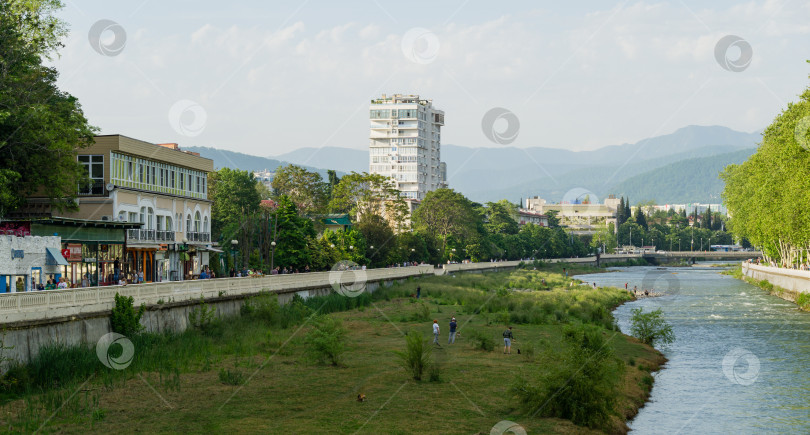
186;232;210;243
78;180;107;196
157;231;175;242
127;229;175;242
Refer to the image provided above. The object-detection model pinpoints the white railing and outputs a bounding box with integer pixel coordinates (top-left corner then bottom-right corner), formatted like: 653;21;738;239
0;266;435;324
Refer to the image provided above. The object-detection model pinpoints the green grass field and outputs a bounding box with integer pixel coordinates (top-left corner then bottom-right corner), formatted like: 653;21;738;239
0;265;665;434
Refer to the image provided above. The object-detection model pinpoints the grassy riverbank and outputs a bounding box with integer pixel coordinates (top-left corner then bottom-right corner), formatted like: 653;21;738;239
0;265;664;434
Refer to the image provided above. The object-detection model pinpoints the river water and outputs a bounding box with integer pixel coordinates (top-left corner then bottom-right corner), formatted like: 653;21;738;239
576;264;810;434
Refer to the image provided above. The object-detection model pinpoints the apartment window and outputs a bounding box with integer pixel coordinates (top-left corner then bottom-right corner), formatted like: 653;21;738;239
156;215;164;231
127;161;133;180
151;166;156;186
139;163;144;183
194;211;201;232
171;170;175;188
166;216;173;232
78;155;104;195
196;176;201;193
188;174;192;191
186;214;192;233
129;212;137;223
179;171;185;190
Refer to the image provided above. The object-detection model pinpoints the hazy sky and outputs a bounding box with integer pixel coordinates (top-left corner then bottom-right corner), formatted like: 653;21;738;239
50;0;810;157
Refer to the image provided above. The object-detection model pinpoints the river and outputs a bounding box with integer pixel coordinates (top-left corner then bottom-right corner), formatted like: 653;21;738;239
576;263;810;434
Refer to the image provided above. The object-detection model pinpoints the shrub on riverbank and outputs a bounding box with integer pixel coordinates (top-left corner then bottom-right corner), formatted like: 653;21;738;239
512;323;624;431
630;308;674;346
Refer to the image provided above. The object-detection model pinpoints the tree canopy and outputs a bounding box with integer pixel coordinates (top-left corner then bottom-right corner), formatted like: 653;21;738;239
0;0;97;217
722;80;810;263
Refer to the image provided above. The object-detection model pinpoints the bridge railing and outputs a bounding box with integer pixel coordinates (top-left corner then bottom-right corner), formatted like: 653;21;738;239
0;266;434;323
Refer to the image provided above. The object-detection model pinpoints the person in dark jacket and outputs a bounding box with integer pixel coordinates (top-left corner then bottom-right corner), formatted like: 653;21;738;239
448;317;457;344
503;326;514;354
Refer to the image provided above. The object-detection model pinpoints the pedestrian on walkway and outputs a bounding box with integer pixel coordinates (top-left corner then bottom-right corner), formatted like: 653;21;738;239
448;317;457;344
432;319;440;345
503;326;514;354
416;286;421;299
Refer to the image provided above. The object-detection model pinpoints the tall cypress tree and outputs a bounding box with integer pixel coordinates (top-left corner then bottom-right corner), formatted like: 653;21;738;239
635;205;648;231
624;198;632;224
704;206;712;230
617;197;626;226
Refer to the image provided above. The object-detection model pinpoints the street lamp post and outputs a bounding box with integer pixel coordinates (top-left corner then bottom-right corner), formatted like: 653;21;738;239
231;239;238;273
270;241;276;270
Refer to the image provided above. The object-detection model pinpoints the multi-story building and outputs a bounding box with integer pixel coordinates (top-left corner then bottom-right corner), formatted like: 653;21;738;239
525;194;620;235
517;209;548;227
25;135;215;283
369;94;447;200
253;169;275;191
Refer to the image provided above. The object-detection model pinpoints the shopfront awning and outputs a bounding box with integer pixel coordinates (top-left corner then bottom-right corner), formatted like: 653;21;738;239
45;247;69;266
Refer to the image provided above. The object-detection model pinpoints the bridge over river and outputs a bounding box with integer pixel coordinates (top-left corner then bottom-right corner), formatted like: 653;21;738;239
601;250;761;264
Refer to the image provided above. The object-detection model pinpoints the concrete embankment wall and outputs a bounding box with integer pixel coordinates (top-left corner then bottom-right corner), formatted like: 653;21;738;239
0;267;429;365
741;263;810;303
1;257;603;365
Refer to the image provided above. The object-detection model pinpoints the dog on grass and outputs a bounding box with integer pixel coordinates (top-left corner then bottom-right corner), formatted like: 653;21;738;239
357;394;366;402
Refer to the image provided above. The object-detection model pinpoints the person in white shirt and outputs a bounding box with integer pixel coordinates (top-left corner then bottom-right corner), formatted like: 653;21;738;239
432;320;440;345
57;278;68;289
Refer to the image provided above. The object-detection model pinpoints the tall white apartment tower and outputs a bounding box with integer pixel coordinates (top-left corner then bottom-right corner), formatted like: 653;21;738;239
369;94;447;200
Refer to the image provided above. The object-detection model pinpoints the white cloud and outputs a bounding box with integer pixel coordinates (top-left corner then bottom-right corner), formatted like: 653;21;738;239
49;1;810;157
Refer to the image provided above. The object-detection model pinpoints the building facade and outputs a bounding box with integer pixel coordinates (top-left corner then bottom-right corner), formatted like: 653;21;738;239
369;94;447;200
25;135;215;282
0;235;65;292
525;195;620;235
517;209;548;227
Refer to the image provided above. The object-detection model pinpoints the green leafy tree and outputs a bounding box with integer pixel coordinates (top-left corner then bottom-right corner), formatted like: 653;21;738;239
630;308;674;346
545;210;561;229
483;200;520;235
412;188;479;256
355;213;395;267
0;1;97;217
275;195;316;269
209;168;261;266
7;0;67;57
329;172;408;230
321;227;367;265
616;197;626;226
722;80;810;263
634;205;648;231
271;164;328;215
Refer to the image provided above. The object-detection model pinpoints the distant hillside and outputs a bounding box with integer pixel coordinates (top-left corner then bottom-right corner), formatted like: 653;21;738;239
271;147;368;174
184;146;339;178
607;148;757;204
189;125;761;205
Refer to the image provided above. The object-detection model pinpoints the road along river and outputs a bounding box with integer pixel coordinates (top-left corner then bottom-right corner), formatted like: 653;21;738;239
576;264;810;434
